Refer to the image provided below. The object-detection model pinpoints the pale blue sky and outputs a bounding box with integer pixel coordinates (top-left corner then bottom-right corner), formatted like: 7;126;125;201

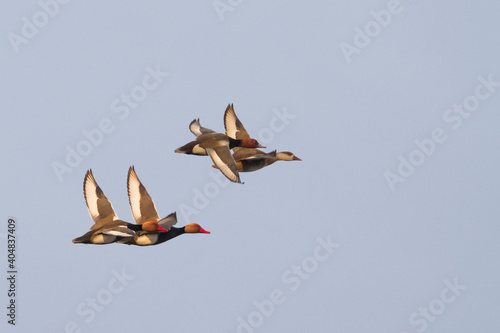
1;1;500;332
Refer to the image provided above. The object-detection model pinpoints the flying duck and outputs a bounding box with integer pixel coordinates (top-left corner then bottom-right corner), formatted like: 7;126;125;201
216;149;302;173
72;170;168;245
175;104;265;183
118;166;210;246
220;104;302;172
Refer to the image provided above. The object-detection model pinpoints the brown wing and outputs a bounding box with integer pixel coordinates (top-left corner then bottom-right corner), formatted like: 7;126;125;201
206;146;241;183
224;104;251;139
127;166;160;224
189;119;216;137
83;170;120;231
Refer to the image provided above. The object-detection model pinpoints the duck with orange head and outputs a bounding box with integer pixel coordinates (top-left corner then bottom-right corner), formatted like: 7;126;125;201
72;170;169;245
175;104;266;183
117;167;210;246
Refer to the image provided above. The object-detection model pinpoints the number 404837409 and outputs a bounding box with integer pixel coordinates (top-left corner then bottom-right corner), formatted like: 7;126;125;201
7;218;16;270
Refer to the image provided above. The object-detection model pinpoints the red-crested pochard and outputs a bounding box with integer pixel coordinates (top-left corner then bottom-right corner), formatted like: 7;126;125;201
118;166;210;246
175;104;265;183
215;149;302;172
73;170;168;245
223;104;301;172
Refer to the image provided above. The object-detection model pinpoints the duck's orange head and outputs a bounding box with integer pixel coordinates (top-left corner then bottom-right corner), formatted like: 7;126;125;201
241;138;266;149
142;221;169;232
185;223;210;234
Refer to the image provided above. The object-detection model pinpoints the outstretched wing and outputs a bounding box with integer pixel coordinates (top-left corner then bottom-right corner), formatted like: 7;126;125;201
127;166;160;224
224;104;250;139
206;146;241;183
190;119;216;137
157;212;178;230
84;169;120;230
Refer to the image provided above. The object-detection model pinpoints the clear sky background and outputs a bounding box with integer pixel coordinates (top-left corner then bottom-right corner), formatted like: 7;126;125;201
1;1;499;332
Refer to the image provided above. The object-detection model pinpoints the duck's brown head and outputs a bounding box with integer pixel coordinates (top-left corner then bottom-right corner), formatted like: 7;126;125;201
185;223;211;234
276;151;302;161
142;221;169;232
241;138;266;149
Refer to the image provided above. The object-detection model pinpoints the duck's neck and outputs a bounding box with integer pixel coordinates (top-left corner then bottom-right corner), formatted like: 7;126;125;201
157;226;185;242
128;224;143;231
228;137;242;149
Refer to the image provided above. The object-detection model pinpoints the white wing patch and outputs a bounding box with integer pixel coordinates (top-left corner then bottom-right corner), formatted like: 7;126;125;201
103;228;136;238
84;173;100;221
189;119;203;137
127;168;143;224
189;119;216;137
84;170;119;223
206;147;241;183
224;108;239;139
224;104;250;139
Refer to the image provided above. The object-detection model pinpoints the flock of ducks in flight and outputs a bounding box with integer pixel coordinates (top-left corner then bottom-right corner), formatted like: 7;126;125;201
73;104;301;246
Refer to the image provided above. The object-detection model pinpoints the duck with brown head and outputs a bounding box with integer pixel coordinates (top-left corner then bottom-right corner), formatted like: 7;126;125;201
117;167;210;246
175;104;266;183
221;104;302;172
72;170;169;245
212;149;301;173
230;149;302;173
123;222;210;246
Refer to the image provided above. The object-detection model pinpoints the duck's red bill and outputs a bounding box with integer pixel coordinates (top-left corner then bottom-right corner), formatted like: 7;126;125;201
200;228;210;234
158;226;169;232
